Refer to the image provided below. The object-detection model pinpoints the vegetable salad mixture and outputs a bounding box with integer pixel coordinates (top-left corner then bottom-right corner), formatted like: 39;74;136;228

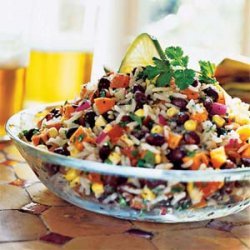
20;46;250;211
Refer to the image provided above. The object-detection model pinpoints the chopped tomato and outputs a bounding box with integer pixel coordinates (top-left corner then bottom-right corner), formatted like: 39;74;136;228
195;182;223;198
168;132;182;149
108;125;124;143
181;88;199;100
183;152;209;170
191;110;208;123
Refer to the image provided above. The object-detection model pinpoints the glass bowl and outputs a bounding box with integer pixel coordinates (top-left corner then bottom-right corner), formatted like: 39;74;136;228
6;104;250;223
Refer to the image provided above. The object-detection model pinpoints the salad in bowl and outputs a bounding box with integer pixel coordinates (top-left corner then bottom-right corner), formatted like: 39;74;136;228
7;33;250;222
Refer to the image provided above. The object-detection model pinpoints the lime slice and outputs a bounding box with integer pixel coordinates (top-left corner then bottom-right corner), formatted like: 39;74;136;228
119;33;165;74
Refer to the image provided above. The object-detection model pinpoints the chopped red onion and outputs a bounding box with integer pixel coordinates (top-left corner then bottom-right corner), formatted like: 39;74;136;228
96;132;107;144
76;101;91;111
211;102;227;115
158;114;167;125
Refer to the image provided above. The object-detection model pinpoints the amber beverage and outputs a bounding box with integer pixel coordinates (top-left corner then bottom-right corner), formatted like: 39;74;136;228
25;50;93;104
0;67;26;137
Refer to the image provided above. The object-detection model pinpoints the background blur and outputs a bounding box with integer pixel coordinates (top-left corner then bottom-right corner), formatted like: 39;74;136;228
0;0;250;138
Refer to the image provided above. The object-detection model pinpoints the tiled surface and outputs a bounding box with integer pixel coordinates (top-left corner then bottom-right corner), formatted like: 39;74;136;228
0;141;249;250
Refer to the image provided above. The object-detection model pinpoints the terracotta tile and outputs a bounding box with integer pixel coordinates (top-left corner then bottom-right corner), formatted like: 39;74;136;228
232;224;250;248
0;210;47;242
26;182;67;206
132;220;208;234
3;144;25;162
63;234;155;250
13;162;39;182
218;207;250;226
0;241;61;250
152;228;248;250
42;206;131;237
0;165;16;184
0;184;30;209
40;232;72;245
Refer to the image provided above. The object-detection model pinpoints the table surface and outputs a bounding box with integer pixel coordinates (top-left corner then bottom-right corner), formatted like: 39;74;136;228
0;141;249;250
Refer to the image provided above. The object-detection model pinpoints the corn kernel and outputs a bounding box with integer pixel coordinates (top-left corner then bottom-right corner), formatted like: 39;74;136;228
166;107;179;117
70;176;81;188
120;135;134;146
236;124;250;141
65;169;79;181
92;182;104;197
135;109;144;117
108;152;121;164
235;116;250;125
155;154;161;164
184;120;197;131
103;124;112;132
212;115;225;127
95;115;107;127
48;127;58;138
141;187;156;201
151;125;163;134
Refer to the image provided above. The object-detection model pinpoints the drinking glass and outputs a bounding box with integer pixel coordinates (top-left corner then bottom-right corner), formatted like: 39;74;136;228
25;0;99;105
0;1;31;140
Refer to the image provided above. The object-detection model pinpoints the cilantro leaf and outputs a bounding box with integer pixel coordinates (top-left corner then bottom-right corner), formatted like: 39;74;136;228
199;60;217;84
156;71;172;87
165;47;188;68
143;151;155;166
129;113;142;127
174;69;195;90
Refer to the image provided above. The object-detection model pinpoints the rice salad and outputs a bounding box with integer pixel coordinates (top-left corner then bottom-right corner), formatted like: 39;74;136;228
20;47;250;211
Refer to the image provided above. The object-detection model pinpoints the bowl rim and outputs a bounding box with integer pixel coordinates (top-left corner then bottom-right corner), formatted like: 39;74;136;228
5;102;250;182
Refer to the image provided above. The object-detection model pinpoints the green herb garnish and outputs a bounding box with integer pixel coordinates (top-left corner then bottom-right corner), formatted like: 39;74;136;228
78;134;85;142
139;46;217;90
129;113;142;127
143;150;155;166
186;150;196;157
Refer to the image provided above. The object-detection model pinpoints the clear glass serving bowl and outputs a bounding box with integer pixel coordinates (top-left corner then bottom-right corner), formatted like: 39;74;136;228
6;104;250;223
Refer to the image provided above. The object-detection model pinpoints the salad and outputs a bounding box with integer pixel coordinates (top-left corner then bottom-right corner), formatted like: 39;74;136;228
20;34;250;212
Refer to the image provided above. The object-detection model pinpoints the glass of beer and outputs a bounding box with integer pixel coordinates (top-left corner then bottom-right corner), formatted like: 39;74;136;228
25;0;99;105
0;0;31;140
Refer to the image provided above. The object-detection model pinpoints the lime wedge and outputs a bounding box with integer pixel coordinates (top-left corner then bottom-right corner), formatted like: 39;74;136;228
119;33;165;74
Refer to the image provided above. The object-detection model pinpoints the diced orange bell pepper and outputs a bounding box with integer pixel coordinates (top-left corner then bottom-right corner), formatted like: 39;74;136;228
45;122;62;130
195;182;224;198
168;132;183;149
110;74;130;89
191;110;208;123
63;104;75;119
108;125;124;143
183;152;209;170
94;98;116;115
242;144;250;158
88;173;102;183
31;133;48;146
210;146;227;168
181;88;199;100
70;126;96;151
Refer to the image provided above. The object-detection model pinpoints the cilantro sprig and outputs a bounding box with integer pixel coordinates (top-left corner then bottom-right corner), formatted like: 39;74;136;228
139;46;217;90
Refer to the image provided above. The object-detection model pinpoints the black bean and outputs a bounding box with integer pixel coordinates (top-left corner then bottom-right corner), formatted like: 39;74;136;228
176;112;189;125
143;179;166;188
184;131;200;145
242;158;250;166
98;78;110;90
203;97;213;112
170;97;187;110
146;134;165;146
121;115;132;123
135;91;147;108
84;111;96;128
132;85;145;93
221;160;236;169
66;127;78;139
44;163;59;176
192;80;199;87
50;108;61;118
102;112;114;123
99;145;111;161
23;128;40;141
131;130;146;140
103;175;118;187
54;146;70;156
143;116;154;130
167;148;185;164
203;87;219;101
